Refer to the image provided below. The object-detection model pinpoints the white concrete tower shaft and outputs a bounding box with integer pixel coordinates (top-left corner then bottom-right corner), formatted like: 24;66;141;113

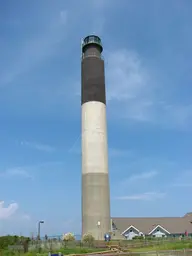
81;35;111;240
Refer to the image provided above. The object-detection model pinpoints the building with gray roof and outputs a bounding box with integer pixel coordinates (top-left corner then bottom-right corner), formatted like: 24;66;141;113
112;213;192;240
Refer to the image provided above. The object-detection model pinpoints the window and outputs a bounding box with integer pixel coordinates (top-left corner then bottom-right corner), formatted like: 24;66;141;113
84;38;89;44
130;229;133;232
89;36;94;42
156;229;159;232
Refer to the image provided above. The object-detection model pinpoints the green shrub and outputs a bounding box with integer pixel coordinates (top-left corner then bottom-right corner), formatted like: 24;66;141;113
82;233;95;247
133;236;144;240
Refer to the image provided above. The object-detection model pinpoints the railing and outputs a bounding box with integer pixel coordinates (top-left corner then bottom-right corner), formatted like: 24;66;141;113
82;36;102;49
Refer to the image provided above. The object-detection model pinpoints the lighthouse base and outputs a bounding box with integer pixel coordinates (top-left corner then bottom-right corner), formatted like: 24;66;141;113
82;172;111;240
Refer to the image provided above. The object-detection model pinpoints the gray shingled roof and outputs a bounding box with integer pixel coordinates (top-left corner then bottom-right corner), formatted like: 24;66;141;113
112;214;192;235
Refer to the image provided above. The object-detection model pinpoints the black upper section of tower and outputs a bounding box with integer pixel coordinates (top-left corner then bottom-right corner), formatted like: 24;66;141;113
81;35;106;105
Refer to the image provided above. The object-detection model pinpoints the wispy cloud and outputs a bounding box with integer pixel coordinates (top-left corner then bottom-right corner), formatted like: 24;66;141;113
0;201;18;219
115;192;166;201
106;49;150;103
60;10;68;24
1;161;65;181
20;141;55;153
123;170;158;184
129;170;158;182
109;148;133;158
21;214;31;221
106;49;153;122
0;168;33;179
106;49;192;129
0;9;68;87
0;161;67;182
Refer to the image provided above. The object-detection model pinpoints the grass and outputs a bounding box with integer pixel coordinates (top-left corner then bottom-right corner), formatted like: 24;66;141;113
131;241;192;252
2;247;106;256
2;240;192;255
56;247;105;254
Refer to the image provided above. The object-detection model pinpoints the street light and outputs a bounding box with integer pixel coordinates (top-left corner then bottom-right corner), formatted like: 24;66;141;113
38;220;44;240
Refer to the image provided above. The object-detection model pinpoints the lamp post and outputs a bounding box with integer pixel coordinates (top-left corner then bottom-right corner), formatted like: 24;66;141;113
37;220;44;253
38;220;44;240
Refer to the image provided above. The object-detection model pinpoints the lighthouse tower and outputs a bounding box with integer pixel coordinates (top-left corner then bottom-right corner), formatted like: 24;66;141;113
81;35;111;240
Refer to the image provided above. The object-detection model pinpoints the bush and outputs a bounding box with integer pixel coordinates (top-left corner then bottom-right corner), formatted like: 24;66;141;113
62;233;75;242
82;233;95;247
62;233;75;248
133;236;144;240
0;235;30;250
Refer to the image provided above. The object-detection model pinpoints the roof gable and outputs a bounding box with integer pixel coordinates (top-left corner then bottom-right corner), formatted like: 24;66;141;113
122;225;140;235
148;225;170;235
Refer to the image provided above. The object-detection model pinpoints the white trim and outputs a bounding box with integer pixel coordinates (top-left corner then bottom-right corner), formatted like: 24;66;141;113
148;225;170;235
121;225;141;235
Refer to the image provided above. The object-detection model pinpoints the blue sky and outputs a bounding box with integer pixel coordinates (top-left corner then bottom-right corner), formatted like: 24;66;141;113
0;0;192;236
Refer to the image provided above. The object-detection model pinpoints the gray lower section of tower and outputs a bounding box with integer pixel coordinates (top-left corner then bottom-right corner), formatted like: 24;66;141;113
82;173;111;240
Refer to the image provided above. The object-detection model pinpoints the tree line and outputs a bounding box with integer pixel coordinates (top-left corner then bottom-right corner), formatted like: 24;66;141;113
0;235;30;251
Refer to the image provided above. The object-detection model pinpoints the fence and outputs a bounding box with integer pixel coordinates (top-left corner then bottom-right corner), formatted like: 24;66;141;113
106;238;192;247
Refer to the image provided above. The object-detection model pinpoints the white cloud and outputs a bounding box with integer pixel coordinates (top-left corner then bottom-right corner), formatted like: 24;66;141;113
115;192;165;201
122;171;158;186
105;49;155;123
105;49;192;129
0;167;33;179
20;141;55;153
106;49;150;102
0;201;18;219
128;170;158;182
1;161;64;180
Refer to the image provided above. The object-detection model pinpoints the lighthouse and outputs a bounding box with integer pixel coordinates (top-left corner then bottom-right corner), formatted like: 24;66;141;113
81;35;111;240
